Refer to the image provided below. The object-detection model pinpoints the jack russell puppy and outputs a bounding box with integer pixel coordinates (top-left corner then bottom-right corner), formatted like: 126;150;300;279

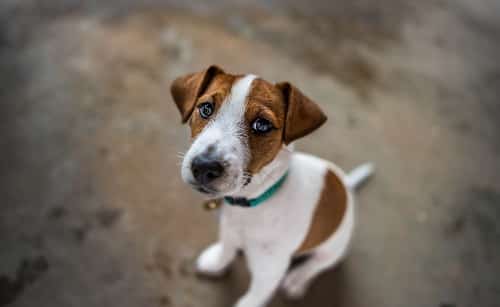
171;65;374;307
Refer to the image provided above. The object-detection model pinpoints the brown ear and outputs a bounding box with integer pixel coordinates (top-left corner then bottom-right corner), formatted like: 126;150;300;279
276;82;327;144
170;65;224;123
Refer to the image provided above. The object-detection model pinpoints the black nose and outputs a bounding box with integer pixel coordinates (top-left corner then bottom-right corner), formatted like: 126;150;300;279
191;155;224;185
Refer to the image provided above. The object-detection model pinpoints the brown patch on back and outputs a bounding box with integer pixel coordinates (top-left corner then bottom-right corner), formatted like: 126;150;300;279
189;73;238;138
296;169;348;254
245;79;286;174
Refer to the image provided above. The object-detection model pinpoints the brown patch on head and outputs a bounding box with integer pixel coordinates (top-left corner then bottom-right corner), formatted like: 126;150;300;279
188;73;238;138
170;65;224;123
245;79;287;174
244;79;328;175
296;169;347;254
170;65;241;137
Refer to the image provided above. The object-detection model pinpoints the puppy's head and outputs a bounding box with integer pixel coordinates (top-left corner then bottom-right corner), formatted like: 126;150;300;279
171;65;326;197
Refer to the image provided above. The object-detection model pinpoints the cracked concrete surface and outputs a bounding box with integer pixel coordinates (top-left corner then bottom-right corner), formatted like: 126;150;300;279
1;1;499;307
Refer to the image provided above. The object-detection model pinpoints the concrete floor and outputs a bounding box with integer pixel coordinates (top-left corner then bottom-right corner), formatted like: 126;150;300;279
1;1;499;307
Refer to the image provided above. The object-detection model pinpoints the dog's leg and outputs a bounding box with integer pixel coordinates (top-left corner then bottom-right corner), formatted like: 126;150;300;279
196;217;239;277
282;183;356;299
281;250;343;299
282;216;353;299
234;248;291;307
196;242;238;276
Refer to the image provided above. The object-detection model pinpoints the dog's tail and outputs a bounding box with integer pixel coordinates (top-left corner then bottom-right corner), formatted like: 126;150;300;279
345;162;375;190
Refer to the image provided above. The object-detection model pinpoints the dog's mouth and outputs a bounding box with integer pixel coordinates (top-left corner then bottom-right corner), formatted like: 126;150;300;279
187;174;247;197
195;185;217;195
188;181;220;196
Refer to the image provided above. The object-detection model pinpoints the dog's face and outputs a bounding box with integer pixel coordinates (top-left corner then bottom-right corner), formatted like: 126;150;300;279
171;65;326;197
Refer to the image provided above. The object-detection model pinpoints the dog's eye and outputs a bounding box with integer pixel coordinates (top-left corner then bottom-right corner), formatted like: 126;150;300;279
198;102;214;119
251;118;274;134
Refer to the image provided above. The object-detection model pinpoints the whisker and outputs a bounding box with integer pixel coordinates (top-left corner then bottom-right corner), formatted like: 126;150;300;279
176;151;186;159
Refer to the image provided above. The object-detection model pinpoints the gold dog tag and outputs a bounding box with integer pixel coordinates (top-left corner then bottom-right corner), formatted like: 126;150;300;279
203;199;222;211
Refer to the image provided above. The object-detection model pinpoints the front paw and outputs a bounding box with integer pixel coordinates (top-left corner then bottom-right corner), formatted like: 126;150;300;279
281;269;309;299
196;243;232;277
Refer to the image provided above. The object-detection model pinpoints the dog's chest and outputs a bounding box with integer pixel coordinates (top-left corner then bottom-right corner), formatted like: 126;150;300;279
221;153;337;251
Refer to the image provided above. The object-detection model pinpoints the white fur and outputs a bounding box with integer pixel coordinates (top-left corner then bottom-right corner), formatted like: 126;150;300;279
196;150;363;307
233;144;292;199
181;74;257;196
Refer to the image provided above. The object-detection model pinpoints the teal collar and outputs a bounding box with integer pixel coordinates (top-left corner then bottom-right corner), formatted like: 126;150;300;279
224;171;289;208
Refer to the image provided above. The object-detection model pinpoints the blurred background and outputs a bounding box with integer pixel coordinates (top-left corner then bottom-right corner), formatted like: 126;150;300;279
1;1;499;307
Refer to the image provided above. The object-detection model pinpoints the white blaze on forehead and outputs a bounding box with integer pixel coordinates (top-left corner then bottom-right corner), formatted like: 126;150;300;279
190;73;257;146
213;74;257;130
229;74;258;108
205;73;257;162
181;74;257;193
